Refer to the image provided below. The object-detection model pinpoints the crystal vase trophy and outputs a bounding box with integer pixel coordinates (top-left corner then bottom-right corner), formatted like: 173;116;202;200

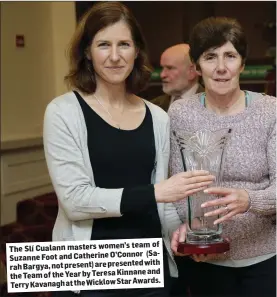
173;128;232;254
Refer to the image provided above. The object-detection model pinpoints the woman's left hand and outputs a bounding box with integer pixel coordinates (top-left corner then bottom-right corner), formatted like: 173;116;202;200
201;187;250;225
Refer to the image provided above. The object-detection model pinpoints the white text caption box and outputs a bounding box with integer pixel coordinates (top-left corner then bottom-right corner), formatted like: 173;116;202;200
7;238;164;292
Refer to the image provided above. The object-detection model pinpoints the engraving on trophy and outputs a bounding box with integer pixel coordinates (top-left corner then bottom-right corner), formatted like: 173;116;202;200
173;128;232;253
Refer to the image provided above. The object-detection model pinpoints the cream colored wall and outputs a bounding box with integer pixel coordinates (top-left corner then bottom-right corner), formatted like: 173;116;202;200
1;1;76;142
0;2;76;229
50;2;76;97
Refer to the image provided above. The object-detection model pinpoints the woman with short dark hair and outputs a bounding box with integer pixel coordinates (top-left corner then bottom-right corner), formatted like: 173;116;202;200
44;2;214;297
189;17;248;69
170;17;276;297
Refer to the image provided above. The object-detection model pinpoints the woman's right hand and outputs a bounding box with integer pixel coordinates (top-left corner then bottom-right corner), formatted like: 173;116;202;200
154;170;215;203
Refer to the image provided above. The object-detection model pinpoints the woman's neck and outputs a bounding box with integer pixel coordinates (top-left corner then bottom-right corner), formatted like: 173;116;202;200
94;81;130;108
205;89;245;116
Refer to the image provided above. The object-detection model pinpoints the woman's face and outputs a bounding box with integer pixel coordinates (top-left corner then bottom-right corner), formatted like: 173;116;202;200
89;20;137;87
197;41;244;96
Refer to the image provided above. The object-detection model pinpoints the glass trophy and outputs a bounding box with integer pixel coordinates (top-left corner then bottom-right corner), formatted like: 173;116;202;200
173;128;232;254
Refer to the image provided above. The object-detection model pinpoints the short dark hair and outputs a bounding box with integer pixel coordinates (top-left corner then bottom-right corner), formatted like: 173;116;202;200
65;1;152;94
189;17;248;68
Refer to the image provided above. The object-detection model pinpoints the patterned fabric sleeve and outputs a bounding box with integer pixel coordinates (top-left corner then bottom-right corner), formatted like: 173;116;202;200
168;103;188;221
246;120;276;215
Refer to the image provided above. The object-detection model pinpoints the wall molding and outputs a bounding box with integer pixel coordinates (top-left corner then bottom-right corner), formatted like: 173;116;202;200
1;144;53;225
1;136;43;152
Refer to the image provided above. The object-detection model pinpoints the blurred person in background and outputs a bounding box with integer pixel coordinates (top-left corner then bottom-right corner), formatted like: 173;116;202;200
151;44;203;112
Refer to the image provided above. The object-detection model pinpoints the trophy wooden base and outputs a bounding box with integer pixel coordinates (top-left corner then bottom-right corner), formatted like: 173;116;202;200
177;239;230;255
